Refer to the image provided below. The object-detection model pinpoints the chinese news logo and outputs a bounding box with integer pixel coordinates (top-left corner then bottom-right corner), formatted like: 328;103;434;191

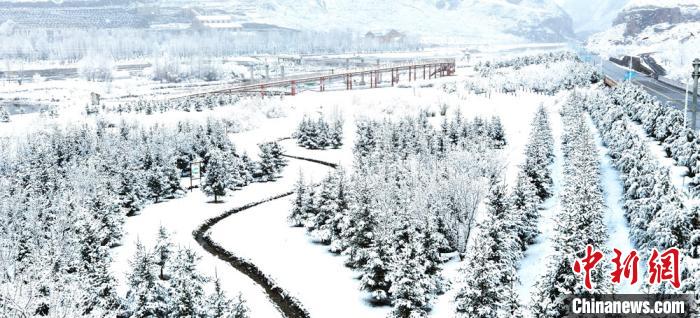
572;245;681;290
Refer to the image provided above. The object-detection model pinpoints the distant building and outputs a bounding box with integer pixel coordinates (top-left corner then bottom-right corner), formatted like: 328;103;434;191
192;14;242;30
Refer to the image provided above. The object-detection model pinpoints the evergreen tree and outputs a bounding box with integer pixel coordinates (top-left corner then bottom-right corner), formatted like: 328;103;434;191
360;237;393;305
169;247;208;318
118;159;148;216
288;171;308;227
328;169;350;253
0;105;9;122
316;117;331;149
488;115;506;148
268;141;287;169
309;173;340;244
257;142;282;182
207;272;250;318
79;216;120;315
388;241;431;318
353;119;377;158
202;149;232;203
154;226;174;280
510;172;540;249
125;240;169;317
343;176;379;268
329;116;344;148
238;153;255;186
455;179;522;318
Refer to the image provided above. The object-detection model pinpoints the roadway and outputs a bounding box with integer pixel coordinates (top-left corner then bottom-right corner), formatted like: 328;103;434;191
601;60;698;129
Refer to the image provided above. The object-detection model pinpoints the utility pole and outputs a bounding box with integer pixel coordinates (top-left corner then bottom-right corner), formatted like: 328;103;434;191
692;59;700;131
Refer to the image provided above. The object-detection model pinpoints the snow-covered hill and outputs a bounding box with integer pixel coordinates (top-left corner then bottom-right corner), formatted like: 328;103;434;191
554;0;628;34
587;1;700;83
221;0;575;44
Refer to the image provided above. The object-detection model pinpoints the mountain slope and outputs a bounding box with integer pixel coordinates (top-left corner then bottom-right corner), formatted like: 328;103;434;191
587;1;700;83
555;0;628;33
227;0;574;43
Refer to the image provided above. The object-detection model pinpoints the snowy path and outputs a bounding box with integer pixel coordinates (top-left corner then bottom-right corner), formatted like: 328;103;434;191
516;102;563;309
587;116;639;294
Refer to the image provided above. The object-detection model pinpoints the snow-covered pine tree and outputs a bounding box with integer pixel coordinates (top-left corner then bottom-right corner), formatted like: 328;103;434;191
143;146;181;202
125;240;170;317
118;155;148;216
387;212;444;318
343;174;379;268
420;217;448;294
328;169;350;253
295;115;322;149
488;115;506;148
202;148;232;203
257;142;280;182
78;215;120;315
168;247;208;317
353;119;377;158
315;117;331;149
238;152;255;186
522;105;554;200
207;271;250;318
328;116;344;148
309;172;338;244
268;141;287;170
648;179;693;251
360;236;393;305
145;150;168;203
510;171;540;249
0;105;10;122
455;179;522;318
388;240;431;318
288;170;308;227
154;225;174;280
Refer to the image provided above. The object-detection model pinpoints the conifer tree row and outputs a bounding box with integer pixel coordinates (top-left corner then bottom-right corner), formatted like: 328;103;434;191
111;94;241;114
579;89;700;293
609;83;700;191
293;114;344;150
530;99;612;317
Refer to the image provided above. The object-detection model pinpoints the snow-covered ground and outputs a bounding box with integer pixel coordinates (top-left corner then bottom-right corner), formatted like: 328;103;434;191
110;153;340;317
203;81;557;317
2;47;612;318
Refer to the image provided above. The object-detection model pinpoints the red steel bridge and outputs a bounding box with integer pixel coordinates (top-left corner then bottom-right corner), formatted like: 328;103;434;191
171;58;456;100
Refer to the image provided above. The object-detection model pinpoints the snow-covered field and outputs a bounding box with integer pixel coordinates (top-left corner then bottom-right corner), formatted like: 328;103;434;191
3;46;670;318
97;69;557;317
